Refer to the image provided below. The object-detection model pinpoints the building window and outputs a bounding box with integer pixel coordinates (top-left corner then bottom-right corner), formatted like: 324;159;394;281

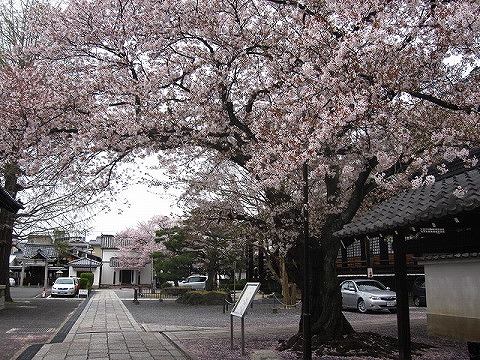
353;239;361;257
110;257;120;268
346;239;361;257
370;237;380;255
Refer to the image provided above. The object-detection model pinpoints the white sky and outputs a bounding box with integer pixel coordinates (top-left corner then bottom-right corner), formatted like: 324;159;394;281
87;184;183;240
85;156;185;241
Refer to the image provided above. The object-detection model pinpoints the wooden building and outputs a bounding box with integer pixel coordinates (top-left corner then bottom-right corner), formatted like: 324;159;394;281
335;160;480;359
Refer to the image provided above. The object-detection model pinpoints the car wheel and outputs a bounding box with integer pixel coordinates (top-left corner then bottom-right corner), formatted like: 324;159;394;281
357;299;368;313
413;296;421;307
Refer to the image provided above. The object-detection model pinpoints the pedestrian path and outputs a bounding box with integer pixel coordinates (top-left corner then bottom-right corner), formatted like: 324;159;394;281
31;290;188;360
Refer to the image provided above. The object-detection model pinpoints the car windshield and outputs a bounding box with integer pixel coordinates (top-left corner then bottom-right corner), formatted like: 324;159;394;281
55;278;74;284
356;281;386;291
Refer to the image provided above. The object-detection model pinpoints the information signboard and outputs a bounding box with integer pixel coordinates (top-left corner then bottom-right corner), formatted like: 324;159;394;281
231;282;260;318
230;282;261;355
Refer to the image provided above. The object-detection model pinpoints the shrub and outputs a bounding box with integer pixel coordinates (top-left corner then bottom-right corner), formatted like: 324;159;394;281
226;279;248;291
79;277;89;289
160;281;173;289
81;272;94;288
161;287;192;297
176;290;232;305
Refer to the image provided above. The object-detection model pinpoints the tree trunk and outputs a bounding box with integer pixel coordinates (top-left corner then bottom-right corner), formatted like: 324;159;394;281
205;264;217;291
0;210;15;303
308;235;354;340
0;165;21;302
280;257;297;306
286;233;354;348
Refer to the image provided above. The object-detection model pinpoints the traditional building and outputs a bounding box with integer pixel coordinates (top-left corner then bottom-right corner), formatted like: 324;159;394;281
336;159;480;359
91;234;153;287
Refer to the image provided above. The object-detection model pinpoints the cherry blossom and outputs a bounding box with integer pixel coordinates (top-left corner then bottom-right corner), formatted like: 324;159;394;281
114;215;173;269
3;0;477;342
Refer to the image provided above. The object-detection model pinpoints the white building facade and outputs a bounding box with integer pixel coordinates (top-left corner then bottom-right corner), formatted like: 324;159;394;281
91;235;153;287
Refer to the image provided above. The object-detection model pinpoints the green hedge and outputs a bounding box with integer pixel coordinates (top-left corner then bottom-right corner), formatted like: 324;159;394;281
81;272;94;288
225;279;248;291
160;287;192;297
79;278;89;289
176;290;232;305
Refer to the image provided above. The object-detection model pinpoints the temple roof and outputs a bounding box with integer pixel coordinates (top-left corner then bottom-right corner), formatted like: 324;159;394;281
336;165;480;238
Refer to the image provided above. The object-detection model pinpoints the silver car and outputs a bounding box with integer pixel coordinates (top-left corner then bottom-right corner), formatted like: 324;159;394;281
178;275;207;290
340;279;396;313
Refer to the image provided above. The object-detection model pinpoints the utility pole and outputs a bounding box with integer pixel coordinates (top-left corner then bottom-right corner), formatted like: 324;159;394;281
302;162;312;360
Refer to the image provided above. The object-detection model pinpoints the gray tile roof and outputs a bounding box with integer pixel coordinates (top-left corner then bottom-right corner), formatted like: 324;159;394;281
22;244;57;260
0;186;23;213
335;166;480;238
416;252;479;262
68;257;102;268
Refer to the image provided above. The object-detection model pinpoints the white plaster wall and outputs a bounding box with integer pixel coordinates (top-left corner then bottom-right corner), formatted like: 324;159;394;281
424;259;480;318
423;258;480;341
100;249;118;286
99;249;152;286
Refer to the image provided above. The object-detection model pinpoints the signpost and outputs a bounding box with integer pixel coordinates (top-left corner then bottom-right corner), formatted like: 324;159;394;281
230;282;260;355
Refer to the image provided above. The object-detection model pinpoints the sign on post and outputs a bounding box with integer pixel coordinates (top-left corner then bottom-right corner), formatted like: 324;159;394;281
230;282;260;355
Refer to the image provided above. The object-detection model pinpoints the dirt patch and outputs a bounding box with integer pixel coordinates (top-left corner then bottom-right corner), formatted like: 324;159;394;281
279;331;435;359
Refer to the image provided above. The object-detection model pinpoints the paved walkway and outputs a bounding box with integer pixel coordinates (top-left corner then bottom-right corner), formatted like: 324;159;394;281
31;290;189;360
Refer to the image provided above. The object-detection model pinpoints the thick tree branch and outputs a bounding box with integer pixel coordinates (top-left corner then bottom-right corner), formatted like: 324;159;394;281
408;91;473;113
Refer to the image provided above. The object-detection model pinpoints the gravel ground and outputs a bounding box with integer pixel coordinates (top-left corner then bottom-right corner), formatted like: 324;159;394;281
120;294;470;360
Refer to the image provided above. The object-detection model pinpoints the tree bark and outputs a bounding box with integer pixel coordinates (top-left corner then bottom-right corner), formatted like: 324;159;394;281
308;235;354;340
285;234;354;349
0;208;16;302
0;165;21;302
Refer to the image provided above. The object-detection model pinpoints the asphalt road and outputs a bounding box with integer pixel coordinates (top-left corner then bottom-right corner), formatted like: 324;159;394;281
0;287;85;360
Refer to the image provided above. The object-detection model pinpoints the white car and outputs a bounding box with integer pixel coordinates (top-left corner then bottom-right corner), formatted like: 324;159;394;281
9;277;15;286
178;275;207;290
51;277;78;297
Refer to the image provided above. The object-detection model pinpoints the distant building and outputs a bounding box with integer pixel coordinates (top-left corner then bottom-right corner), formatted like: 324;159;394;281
93;234;153;288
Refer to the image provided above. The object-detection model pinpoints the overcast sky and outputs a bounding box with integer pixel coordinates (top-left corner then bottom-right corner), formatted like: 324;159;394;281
87;185;182;240
85;156;184;240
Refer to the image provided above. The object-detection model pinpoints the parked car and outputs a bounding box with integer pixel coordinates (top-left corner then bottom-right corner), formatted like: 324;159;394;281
411;276;426;307
178;275;207;290
9;277;15;287
340;279;397;313
51;277;78;297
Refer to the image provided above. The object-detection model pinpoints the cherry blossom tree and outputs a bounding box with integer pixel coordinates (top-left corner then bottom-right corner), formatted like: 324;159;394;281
25;0;480;345
115;215;172;269
172;149;300;303
0;0;139;300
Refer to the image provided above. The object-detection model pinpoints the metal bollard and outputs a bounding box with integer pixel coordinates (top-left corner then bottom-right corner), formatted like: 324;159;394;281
133;288;139;304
